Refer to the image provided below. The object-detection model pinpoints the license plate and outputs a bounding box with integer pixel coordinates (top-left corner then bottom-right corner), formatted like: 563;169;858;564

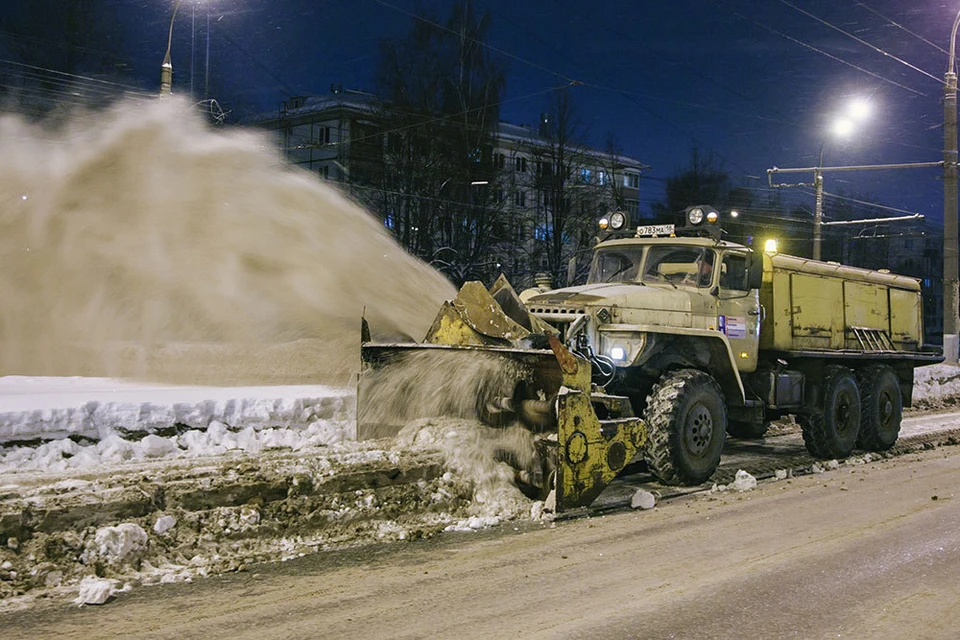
636;224;675;237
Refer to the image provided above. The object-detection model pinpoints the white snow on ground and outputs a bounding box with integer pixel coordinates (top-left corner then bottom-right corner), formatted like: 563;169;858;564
0;362;955;473
0;362;958;609
0;376;355;473
0;375;552;609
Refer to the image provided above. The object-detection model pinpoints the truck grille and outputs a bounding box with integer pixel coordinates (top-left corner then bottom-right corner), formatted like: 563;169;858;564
528;305;587;342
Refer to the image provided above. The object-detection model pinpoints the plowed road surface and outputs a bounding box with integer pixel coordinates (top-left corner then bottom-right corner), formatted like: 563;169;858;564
5;431;960;638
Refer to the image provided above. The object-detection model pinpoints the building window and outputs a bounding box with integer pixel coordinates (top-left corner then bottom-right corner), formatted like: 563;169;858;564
580;168;591;183
514;190;527;208
534;222;552;241
494;153;506;169
319;165;330;179
625;199;639;217
598;171;609;186
515;156;527;173
313;125;331;145
623;173;640;188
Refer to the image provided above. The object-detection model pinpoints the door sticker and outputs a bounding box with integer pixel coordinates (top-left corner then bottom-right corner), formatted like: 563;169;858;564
720;315;747;339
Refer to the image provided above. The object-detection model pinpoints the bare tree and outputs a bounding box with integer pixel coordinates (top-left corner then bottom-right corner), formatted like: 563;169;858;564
526;89;602;286
371;2;508;284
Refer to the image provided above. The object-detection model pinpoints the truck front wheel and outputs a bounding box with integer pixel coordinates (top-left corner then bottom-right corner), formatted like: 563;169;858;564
798;365;861;459
643;369;726;485
856;365;902;451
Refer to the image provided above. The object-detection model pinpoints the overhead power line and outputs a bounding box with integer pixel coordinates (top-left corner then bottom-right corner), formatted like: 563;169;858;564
853;2;952;60
777;0;943;85
718;1;928;97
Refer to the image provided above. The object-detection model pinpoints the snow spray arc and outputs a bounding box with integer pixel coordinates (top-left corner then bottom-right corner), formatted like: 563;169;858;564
0;98;455;385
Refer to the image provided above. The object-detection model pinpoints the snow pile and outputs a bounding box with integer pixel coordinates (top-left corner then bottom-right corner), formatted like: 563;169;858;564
396;419;550;530
0;377;355;474
913;363;960;410
0;376;353;445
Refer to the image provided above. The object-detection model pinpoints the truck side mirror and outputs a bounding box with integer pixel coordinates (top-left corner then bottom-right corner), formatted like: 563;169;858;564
747;249;764;290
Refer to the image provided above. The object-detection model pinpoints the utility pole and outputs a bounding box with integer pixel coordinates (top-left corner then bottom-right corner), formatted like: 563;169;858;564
813;168;823;260
943;10;960;363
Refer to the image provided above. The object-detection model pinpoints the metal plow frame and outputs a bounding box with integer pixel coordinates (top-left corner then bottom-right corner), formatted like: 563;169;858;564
358;278;648;512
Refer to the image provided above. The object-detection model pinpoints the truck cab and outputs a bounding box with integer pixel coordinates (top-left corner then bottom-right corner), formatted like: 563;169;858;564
523;205;940;486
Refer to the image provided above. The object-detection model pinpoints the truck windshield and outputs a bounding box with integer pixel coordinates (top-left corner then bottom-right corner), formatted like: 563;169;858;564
588;246;646;283
643;246;715;288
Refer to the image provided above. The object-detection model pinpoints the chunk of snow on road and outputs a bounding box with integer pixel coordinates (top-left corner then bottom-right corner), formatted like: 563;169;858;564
730;469;757;492
630;489;657;509
74;576;119;605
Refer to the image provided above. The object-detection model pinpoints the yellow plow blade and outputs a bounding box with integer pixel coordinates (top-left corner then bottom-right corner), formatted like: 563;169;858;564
357;279;646;512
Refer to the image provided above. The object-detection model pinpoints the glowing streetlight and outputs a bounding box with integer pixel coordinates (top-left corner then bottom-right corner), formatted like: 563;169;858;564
813;97;872;260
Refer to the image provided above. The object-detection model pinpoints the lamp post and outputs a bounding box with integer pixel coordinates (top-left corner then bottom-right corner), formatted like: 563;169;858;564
812;99;871;260
159;0;184;96
943;10;960;362
813;147;825;260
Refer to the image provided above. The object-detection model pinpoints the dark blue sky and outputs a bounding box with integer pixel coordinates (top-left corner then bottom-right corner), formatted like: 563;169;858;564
10;1;959;224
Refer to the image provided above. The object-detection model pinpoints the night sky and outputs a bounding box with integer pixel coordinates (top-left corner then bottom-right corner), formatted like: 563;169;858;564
4;1;959;225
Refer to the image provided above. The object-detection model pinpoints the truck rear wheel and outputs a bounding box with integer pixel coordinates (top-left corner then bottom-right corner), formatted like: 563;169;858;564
798;365;860;459
856;365;902;451
643;369;726;485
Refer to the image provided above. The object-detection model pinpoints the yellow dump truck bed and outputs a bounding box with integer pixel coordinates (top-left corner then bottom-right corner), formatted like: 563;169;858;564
759;253;924;354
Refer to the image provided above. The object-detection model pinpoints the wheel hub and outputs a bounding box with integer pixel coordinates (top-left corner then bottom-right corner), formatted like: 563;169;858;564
835;394;854;435
880;393;894;427
685;404;713;457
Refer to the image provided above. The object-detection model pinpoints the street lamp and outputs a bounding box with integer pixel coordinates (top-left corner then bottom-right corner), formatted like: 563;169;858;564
813;98;871;260
159;0;184;96
943;10;960;363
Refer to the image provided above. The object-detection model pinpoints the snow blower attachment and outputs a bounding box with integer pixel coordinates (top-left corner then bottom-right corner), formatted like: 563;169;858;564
357;276;647;512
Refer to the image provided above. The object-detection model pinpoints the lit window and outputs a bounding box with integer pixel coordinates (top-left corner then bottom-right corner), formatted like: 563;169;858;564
623;173;640;188
580;168;591;183
598;171;609;186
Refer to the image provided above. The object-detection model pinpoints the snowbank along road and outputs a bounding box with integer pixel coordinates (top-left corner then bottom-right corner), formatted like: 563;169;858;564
1;363;959;611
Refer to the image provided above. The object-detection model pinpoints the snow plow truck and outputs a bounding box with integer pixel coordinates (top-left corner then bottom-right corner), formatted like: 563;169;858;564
358;205;942;512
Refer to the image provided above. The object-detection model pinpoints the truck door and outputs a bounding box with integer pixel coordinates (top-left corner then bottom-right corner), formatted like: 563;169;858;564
716;251;760;372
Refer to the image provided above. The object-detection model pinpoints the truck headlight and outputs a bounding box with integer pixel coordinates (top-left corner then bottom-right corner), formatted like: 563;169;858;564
599;332;647;366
